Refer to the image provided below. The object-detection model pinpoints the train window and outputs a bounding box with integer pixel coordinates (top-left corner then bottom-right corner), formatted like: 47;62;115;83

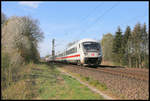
79;44;80;48
74;47;77;53
66;47;77;55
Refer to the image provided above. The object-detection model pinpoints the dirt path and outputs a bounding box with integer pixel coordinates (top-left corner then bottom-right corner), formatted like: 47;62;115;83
57;68;114;100
57;64;149;100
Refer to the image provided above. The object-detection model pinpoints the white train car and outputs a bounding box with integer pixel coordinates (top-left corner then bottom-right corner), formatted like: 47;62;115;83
45;55;54;62
45;57;50;62
55;38;102;66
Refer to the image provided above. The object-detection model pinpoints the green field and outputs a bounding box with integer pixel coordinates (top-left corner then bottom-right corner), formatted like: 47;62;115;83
2;62;104;100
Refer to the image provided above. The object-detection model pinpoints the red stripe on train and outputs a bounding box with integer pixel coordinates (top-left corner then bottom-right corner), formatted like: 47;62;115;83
56;54;80;60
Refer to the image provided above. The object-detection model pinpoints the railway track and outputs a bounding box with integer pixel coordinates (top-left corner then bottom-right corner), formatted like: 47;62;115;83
64;64;149;82
96;67;148;82
56;63;149;99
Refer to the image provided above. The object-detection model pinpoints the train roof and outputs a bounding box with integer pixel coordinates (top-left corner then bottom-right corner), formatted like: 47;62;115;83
55;38;100;55
78;38;99;43
66;38;99;50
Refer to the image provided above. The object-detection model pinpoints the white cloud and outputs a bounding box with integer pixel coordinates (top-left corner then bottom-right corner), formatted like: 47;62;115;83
18;2;42;8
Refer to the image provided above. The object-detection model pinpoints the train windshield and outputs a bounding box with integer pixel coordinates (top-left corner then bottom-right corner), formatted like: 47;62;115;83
82;42;100;52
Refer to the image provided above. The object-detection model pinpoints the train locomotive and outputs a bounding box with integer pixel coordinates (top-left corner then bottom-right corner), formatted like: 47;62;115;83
55;38;102;66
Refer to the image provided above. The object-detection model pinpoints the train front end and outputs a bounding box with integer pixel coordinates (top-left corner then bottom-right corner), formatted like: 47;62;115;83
82;41;102;66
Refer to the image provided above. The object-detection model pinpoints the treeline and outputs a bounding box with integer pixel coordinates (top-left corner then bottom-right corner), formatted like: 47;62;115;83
1;12;44;89
101;22;149;68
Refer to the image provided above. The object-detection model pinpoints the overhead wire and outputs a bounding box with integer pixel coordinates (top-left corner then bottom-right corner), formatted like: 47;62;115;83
79;2;120;36
63;2;104;37
55;3;104;53
79;2;104;25
54;2;120;54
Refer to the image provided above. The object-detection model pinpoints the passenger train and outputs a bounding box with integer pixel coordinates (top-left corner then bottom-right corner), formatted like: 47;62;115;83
54;38;102;66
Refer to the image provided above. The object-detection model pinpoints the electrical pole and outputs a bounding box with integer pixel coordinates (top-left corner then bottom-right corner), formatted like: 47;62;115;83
52;39;55;61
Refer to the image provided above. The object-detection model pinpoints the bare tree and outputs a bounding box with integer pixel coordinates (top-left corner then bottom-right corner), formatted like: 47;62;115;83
1;12;7;25
2;15;44;86
101;33;114;62
2;16;44;63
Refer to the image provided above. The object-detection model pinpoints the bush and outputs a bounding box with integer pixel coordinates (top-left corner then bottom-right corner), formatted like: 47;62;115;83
1;52;11;89
1;50;25;89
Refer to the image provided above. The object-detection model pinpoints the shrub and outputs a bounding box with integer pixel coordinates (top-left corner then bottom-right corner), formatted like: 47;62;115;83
1;52;11;89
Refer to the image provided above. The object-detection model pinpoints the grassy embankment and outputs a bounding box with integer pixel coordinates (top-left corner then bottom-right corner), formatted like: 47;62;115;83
58;66;124;99
2;62;104;100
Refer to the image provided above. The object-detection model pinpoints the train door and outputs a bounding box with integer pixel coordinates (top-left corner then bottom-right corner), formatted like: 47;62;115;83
79;43;85;64
76;43;81;65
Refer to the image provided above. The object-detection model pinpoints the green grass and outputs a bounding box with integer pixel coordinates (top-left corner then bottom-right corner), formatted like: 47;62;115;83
2;62;104;100
73;73;126;99
77;74;108;91
37;66;104;99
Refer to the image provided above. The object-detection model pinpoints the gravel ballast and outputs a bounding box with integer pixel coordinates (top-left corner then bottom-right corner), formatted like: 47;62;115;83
59;64;149;100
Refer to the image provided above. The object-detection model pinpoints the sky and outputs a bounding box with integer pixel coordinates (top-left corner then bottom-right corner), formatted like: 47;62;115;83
2;1;149;57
